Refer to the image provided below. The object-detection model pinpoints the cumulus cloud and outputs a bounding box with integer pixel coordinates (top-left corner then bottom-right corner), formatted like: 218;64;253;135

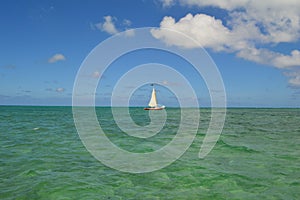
151;14;233;51
153;1;300;87
153;1;300;54
94;16;134;36
48;54;66;63
273;50;300;68
95;16;118;34
152;11;300;54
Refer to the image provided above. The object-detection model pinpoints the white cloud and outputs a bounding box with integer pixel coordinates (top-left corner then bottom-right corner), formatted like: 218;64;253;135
95;16;133;35
123;19;132;26
160;0;175;7
151;14;232;51
48;54;66;63
151;13;268;53
154;1;300;87
180;0;300;14
228;2;300;44
182;1;300;43
289;76;300;87
92;71;101;78
124;29;135;37
273;50;300;68
236;48;300;68
152;11;300;53
232;47;300;87
179;0;247;10
56;88;65;93
160;80;180;86
284;70;300;87
95;16;118;34
153;1;300;53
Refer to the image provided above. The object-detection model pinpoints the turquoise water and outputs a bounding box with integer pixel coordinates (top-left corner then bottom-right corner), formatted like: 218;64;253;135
1;106;299;199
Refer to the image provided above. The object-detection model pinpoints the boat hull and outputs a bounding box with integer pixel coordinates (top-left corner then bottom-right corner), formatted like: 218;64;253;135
144;107;164;110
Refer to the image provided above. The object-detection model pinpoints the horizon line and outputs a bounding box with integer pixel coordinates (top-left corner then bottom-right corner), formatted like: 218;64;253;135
0;104;299;109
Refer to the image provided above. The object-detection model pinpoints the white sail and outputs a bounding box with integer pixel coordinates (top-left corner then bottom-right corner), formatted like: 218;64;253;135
148;88;158;107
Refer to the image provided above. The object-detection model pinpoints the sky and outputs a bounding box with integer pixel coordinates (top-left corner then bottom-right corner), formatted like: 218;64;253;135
0;0;300;107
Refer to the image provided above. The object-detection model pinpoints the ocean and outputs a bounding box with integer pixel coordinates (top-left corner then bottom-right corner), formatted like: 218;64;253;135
0;106;299;199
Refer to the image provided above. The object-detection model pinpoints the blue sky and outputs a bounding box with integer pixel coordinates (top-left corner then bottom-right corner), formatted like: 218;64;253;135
0;0;300;107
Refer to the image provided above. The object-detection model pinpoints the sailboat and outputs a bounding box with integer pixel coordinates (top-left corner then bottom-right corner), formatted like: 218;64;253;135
144;86;165;110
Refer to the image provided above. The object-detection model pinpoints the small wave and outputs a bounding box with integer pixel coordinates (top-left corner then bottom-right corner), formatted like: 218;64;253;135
217;139;260;153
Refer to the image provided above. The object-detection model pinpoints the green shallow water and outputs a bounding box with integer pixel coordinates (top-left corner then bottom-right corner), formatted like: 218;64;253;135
0;106;299;199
